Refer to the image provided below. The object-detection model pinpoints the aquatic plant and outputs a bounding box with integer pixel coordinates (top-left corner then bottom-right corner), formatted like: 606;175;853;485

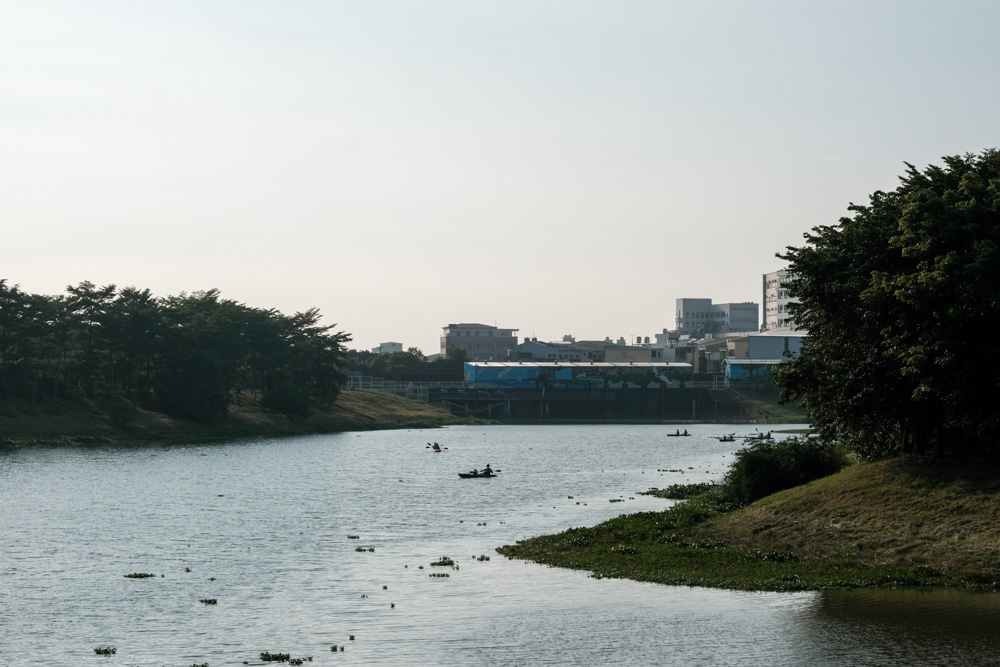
200;598;217;604
191;663;209;667
429;573;450;577
430;556;454;567
124;572;156;578
259;652;290;662
347;535;359;539
93;646;116;655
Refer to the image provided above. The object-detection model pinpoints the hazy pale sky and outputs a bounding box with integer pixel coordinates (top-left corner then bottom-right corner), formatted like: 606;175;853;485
4;1;998;353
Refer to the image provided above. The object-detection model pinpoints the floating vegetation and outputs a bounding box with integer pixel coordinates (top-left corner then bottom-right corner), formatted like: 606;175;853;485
429;572;450;577
382;585;387;590
124;572;155;578
568;495;574;499
200;598;218;605
354;547;375;552
391;603;395;608
347;535;359;539
430;556;455;567
361;594;367;598
475;554;491;561
349;635;355;640
185;567;191;572
93;646;116;655
259;652;290;662
609;498;624;503
191;663;209;667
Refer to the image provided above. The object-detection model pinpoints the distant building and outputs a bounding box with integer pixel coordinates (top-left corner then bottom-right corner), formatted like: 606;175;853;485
747;331;806;359
515;335;664;363
371;342;403;355
762;269;800;331
440;323;518;362
675;298;759;334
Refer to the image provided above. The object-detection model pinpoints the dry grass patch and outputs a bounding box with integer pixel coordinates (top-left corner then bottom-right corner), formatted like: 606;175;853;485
689;456;1000;576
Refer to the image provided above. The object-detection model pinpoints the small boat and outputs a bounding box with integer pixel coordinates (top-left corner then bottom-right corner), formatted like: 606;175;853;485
458;471;497;479
666;432;691;437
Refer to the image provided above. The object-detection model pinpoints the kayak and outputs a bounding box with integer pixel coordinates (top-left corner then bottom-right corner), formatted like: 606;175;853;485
458;473;497;479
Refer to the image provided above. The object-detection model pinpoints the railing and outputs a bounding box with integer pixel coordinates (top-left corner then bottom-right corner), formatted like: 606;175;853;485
346;373;466;400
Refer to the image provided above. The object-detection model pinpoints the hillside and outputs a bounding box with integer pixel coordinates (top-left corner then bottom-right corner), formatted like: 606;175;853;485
690;456;1000;576
0;390;464;447
498;456;1000;590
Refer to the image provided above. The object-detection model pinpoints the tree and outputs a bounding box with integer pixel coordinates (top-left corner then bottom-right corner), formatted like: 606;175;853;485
775;150;1000;459
692;319;722;339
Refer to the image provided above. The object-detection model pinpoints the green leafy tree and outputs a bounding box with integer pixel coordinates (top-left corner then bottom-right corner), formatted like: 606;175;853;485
775;150;1000;459
692;319;722;339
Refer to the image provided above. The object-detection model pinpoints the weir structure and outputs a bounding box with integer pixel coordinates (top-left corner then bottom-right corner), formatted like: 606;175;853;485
432;361;756;421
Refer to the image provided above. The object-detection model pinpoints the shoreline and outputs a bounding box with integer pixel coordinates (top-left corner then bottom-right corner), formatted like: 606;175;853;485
497;455;1000;592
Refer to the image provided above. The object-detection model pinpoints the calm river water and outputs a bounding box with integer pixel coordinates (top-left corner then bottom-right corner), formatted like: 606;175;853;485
3;424;1000;666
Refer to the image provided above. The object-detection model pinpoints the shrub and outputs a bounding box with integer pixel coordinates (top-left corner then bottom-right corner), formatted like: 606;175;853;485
722;436;847;505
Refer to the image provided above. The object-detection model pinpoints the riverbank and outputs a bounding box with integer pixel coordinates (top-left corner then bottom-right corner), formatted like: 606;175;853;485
497;455;1000;591
0;389;466;447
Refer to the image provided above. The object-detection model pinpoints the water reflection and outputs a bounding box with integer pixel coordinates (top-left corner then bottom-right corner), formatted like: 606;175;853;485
2;425;999;666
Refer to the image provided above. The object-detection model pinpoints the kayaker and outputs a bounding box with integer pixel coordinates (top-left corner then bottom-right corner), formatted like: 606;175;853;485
480;464;493;476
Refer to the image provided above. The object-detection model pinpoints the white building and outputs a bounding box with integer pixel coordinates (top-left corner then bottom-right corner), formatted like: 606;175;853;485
371;342;403;355
762;269;800;331
675;298;759;334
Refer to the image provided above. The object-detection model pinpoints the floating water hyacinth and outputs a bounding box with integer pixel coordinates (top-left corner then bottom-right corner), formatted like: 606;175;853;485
199;598;217;604
124;572;156;578
93;646;116;655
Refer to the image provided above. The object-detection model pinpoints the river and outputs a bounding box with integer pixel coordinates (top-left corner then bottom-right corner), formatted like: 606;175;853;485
2;424;999;666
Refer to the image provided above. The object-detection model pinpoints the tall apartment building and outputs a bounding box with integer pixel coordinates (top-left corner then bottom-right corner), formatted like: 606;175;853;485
762;269;799;331
440;323;519;362
675;298;759;334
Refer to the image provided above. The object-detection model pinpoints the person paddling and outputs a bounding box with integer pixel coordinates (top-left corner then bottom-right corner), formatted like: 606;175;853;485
480;464;493;476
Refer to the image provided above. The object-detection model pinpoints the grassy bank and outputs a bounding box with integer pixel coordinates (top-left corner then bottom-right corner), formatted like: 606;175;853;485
497;456;1000;591
0;389;466;447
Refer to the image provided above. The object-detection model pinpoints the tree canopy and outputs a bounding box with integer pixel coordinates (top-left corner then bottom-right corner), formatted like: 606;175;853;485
0;280;350;422
775;150;1000;459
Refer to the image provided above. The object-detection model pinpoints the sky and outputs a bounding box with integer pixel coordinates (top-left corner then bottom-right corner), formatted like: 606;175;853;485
3;1;999;354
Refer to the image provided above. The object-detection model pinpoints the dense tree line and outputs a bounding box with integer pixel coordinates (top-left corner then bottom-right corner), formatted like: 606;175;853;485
344;346;468;379
0;280;350;422
775;150;1000;459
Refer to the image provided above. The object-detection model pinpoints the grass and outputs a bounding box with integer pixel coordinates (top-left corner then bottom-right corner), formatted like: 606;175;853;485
729;386;809;423
0;389;468;447
498;456;1000;591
